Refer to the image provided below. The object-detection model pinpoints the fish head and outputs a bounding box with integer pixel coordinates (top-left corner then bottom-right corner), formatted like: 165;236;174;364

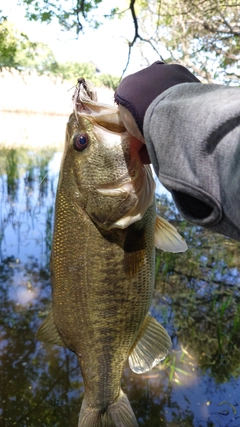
61;78;155;230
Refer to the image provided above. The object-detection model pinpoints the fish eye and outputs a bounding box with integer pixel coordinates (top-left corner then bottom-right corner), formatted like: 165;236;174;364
73;133;88;152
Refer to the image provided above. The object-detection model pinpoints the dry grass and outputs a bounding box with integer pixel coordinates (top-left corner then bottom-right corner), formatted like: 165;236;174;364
0;68;72;115
0;111;67;149
0;69;114;149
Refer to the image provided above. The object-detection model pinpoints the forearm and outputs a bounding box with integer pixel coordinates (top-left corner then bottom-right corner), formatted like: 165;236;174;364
144;83;240;241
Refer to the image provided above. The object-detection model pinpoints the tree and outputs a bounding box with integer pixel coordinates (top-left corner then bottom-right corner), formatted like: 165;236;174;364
0;18;20;69
15;0;240;83
134;0;240;83
0;19;57;72
0;19;119;87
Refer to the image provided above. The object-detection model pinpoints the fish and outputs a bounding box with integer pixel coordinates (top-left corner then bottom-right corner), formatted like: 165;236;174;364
37;78;187;427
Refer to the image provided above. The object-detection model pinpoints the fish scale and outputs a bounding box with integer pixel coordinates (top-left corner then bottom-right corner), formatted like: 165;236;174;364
53;192;154;406
37;79;187;426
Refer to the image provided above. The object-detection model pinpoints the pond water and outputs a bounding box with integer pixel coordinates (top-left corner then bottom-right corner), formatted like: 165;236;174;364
0;147;240;427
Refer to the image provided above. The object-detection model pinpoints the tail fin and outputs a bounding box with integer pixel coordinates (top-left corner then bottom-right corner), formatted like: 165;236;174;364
78;390;138;427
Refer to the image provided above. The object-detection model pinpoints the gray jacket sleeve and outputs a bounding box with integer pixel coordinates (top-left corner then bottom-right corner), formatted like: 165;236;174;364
143;83;240;241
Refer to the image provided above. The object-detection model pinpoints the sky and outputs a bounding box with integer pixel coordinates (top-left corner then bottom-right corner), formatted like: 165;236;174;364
2;0;161;77
1;0;171;197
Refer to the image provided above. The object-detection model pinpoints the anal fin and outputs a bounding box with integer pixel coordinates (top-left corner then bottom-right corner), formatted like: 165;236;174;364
128;315;172;374
36;308;65;347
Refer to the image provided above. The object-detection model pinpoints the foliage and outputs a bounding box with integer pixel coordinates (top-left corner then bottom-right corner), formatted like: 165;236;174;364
13;0;240;83
53;60;97;82
19;0;105;34
0;19;57;73
0;18;17;68
97;73;120;90
154;194;240;383
135;0;240;83
0;19;119;88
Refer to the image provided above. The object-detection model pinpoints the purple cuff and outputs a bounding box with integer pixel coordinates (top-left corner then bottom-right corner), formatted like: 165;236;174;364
114;61;201;134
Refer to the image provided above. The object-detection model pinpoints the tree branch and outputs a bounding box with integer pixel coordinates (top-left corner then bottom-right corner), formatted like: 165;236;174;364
121;0;164;77
129;0;139;47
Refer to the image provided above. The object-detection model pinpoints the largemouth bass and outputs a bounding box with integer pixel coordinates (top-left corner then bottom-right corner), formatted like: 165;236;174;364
37;78;187;426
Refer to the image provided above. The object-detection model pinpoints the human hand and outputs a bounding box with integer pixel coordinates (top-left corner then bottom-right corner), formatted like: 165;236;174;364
114;61;200;163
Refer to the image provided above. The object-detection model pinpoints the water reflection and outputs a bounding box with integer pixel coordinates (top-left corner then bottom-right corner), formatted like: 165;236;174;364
0;147;240;427
0;149;61;264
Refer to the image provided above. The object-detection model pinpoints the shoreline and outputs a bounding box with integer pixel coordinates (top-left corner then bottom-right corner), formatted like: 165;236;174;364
1;109;69;116
0;69;114;149
0;111;67;150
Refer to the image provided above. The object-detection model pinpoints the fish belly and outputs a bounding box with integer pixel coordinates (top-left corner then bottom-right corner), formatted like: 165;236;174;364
51;191;155;408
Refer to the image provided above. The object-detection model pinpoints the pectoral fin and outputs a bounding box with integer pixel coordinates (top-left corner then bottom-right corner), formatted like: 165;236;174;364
36;308;65;347
155;215;188;252
128;315;172;374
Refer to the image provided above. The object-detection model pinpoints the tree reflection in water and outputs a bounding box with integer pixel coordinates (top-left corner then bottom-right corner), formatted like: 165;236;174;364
0;148;240;427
